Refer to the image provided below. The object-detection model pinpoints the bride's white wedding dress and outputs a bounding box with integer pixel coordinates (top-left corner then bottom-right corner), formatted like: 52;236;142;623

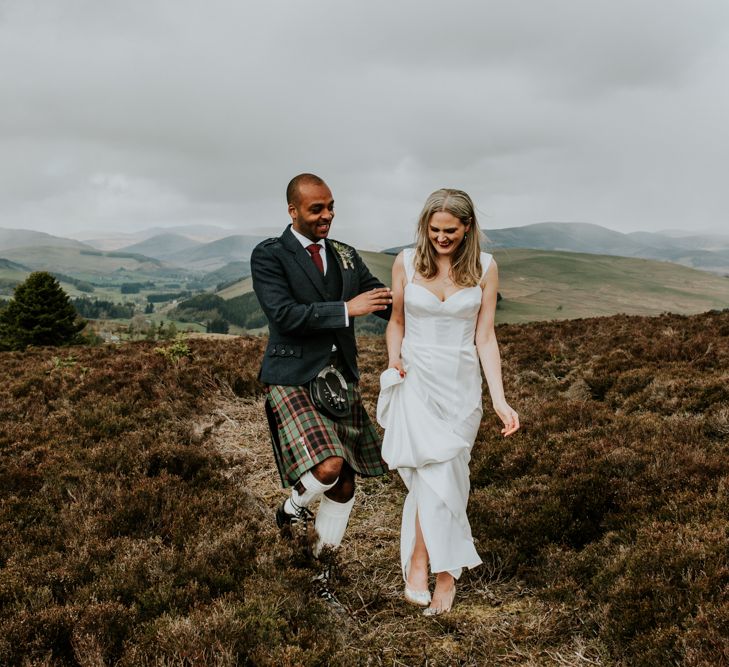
377;248;491;580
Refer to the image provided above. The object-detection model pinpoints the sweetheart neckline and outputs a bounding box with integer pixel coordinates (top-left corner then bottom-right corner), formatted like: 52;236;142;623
406;282;481;304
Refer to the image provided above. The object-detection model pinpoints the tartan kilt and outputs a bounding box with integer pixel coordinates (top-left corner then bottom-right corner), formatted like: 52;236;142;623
265;382;387;489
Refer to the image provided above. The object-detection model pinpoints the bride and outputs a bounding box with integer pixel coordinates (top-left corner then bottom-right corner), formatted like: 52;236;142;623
377;188;519;615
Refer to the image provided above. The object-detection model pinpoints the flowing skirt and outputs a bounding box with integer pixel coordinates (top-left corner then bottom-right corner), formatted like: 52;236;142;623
377;340;483;579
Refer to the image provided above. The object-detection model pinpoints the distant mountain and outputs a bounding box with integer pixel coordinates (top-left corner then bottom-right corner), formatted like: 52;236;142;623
77;224;235;250
383;222;729;273
0;228;93;252
164;235;266;271
484;222;641;255
628;231;729;252
0;227;259;279
117;233;203;260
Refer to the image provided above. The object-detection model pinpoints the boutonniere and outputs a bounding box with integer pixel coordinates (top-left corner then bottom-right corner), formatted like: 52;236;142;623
330;241;355;270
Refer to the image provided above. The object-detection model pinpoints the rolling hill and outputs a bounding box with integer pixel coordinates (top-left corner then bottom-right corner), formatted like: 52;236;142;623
0;228;93;252
117;233;203;259
214;247;729;325
0;246;176;280
488;223;729;273
384;222;729;274
200;261;251;289
163;235;266;271
0;257;30;273
0;258;31;295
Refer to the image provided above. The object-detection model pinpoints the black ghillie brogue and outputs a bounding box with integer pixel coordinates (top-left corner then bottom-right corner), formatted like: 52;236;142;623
275;501;314;531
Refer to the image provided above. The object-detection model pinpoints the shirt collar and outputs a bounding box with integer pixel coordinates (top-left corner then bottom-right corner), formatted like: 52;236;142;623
290;225;325;250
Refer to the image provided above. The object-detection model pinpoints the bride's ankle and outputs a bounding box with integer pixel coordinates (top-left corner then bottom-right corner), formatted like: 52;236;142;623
407;560;429;588
433;573;455;592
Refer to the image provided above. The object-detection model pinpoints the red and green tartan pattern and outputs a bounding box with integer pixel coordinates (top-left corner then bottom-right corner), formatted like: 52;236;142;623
265;382;387;488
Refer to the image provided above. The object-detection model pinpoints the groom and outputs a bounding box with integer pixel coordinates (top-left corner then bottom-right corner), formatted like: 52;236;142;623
251;173;392;562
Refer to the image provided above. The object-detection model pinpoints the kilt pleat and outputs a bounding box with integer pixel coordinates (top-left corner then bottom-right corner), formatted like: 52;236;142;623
265;383;387;488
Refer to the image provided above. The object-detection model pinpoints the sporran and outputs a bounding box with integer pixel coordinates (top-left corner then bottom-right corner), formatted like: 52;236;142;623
308;365;351;419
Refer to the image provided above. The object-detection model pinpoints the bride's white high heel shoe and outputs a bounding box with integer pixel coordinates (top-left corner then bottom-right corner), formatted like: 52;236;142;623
404;585;431;607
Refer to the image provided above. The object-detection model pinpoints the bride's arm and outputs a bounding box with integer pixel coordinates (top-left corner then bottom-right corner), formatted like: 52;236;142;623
475;260;520;436
386;252;407;376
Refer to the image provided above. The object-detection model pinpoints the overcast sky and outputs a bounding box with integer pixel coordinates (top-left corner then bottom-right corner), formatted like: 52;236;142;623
1;0;728;249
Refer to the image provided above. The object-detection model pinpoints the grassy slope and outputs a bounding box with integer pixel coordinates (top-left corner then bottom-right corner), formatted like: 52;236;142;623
493;248;729;322
0;265;28;283
0;246;167;277
216;248;729;323
2;311;728;665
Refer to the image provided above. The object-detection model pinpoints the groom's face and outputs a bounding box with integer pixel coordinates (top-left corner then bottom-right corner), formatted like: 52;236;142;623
289;182;335;242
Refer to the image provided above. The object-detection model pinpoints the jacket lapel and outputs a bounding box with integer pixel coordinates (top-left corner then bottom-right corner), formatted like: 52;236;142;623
327;240;352;299
282;226;327;299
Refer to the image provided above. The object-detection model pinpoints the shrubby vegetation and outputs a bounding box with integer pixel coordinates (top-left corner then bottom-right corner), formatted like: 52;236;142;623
51;272;95;293
72;297;136;320
225;293;267;329
1;310;728;664
146;291;191;303
120;282;156;294
173;292;266;330
464;310;729;665
206;317;230;334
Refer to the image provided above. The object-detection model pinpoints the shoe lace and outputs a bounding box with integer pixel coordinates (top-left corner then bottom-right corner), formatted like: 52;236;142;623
290;505;314;524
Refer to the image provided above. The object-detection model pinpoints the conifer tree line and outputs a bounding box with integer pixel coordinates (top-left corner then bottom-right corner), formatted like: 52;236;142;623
0;272;86;351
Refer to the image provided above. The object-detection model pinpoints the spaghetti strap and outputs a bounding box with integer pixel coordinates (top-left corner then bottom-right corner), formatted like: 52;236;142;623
480;252;493;280
403;248;416;284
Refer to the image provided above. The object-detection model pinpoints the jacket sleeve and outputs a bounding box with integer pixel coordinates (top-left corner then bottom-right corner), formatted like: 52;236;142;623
251;244;347;335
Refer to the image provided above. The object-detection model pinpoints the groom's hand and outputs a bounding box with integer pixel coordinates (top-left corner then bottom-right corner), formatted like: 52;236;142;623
346;288;392;317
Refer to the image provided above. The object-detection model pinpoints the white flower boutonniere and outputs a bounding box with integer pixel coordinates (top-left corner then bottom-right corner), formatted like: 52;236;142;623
330;241;355;270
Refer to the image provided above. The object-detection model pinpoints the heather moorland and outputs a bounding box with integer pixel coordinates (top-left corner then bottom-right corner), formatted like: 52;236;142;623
1;310;728;665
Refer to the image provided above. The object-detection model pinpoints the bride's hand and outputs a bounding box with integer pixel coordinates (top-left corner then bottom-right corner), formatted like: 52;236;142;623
494;401;519;436
389;360;406;378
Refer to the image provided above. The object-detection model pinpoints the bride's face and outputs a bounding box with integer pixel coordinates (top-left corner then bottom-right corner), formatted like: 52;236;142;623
428;211;469;257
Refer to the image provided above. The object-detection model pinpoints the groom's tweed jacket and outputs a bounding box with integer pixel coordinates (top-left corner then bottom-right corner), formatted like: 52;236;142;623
251;225;390;386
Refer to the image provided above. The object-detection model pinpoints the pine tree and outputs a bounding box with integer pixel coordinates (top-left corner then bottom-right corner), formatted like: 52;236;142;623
0;272;86;350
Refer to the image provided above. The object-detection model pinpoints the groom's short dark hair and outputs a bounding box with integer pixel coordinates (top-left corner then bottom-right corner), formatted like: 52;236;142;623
286;173;326;206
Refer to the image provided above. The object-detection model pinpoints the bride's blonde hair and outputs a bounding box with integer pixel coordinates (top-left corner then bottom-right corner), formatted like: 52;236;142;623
414;188;482;287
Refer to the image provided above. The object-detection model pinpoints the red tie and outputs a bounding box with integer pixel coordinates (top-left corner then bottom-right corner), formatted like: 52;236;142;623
307;243;324;274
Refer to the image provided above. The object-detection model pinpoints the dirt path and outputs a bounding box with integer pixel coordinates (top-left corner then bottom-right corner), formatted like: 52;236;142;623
203;391;607;666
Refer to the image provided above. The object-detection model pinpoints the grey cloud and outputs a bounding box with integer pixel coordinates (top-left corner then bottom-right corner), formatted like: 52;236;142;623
0;0;727;248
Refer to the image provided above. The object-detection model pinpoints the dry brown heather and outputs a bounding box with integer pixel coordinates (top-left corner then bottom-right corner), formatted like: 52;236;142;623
1;312;728;666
